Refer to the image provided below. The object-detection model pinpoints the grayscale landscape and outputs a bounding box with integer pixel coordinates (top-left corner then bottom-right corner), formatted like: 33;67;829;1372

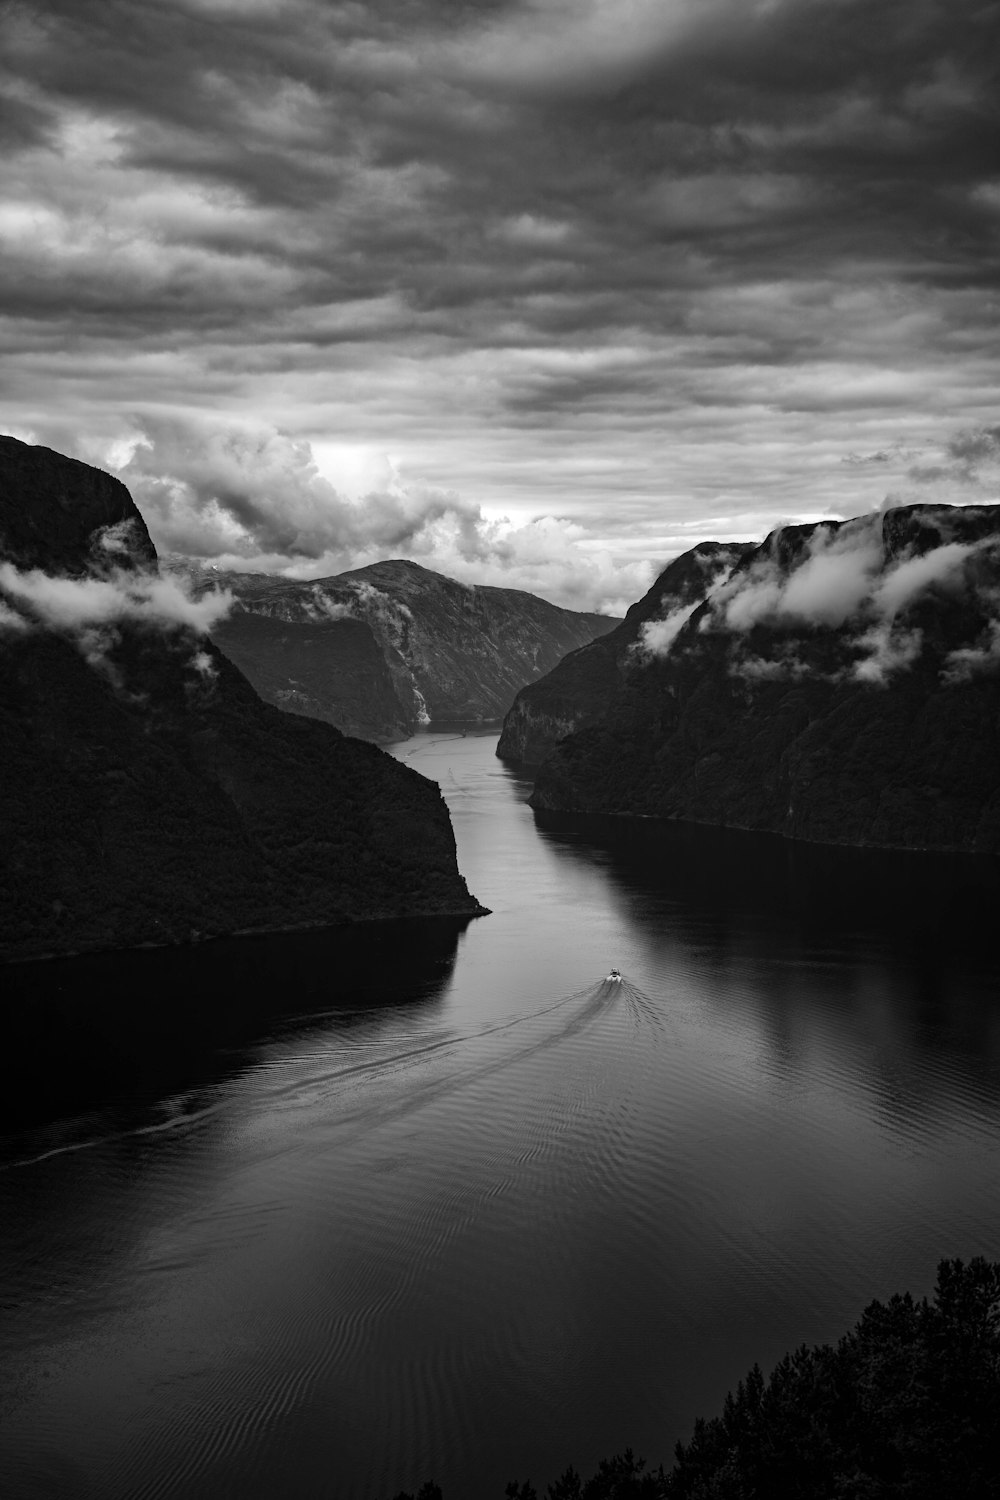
2;1;999;1497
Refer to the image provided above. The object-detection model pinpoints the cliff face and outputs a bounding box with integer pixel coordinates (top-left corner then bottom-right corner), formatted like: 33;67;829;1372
0;437;157;574
497;542;752;765
196;559;618;741
209;606;413;742
530;505;1000;854
0;437;484;962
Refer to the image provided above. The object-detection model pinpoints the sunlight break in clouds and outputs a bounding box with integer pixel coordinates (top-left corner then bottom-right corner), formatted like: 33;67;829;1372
99;417;651;615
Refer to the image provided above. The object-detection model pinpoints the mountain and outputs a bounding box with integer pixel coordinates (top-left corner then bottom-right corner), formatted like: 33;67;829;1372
529;504;1000;854
0;437;485;962
497;541;752;765
208;592;413;742
184;559;618;741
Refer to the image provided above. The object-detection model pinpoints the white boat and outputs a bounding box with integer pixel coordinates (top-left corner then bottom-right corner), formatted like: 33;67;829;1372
606;968;622;983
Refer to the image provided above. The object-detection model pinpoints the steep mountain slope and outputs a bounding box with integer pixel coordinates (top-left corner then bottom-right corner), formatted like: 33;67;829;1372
210;606;412;742
497;541;752;764
0;437;484;962
530;504;1000;854
193;560;618;740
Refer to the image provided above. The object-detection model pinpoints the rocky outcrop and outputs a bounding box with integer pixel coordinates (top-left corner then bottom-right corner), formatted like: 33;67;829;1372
0;437;485;962
497;541;752;764
191;559;618;741
530;505;1000;854
0;436;157;574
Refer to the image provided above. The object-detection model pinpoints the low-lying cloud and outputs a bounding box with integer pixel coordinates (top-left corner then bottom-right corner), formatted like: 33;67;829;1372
944;615;1000;683
664;507;1000;686
712;517;884;633
634;546;752;660
0;557;233;686
637;601;700;659
0;562;232;636
0;598;30;633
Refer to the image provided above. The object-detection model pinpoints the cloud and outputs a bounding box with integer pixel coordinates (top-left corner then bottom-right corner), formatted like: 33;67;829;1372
906;425;1000;490
635;548;745;659
872;541;977;617
188;647;219;681
636;601;701;659
944;616;1000;683
711;516;884;632
0;599;31;633
93;415;651;613
852;622;924;686
0;553;233;693
304;587;353;622
708;516;992;639
946;426;1000;469
1;0;998;574
117;417;486;563
92;517;146;558
430;514;653;616
731;650;811;683
329;580;414;647
689;505;1000;685
0;561;232;636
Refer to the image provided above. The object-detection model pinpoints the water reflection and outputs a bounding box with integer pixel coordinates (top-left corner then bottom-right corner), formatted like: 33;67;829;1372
2;738;1000;1500
534;807;1000;1063
0;917;468;1143
533;807;1000;947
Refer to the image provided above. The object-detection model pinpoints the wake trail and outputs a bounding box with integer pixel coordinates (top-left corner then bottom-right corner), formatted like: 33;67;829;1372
0;983;608;1174
617;978;685;1043
0;1095;227;1174
401;732;468;757
303;981;623;1140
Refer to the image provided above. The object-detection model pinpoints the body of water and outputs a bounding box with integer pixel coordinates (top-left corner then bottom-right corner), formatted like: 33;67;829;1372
2;730;999;1497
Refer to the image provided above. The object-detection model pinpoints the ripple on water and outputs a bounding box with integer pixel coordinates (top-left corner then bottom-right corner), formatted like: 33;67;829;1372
3;733;1000;1499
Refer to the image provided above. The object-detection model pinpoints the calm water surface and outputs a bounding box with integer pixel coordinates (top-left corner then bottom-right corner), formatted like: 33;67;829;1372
2;730;1000;1498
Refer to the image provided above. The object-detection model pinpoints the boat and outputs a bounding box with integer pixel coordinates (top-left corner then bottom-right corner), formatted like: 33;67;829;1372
606;967;622;983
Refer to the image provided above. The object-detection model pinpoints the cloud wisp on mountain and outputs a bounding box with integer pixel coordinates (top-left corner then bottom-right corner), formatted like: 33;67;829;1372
0;546;233;686
636;506;1000;685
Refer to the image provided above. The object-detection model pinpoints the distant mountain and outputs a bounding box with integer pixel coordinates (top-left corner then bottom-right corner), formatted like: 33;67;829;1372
184;560;618;741
529;505;1000;854
208;592;414;742
0;437;484;962
497;541;752;765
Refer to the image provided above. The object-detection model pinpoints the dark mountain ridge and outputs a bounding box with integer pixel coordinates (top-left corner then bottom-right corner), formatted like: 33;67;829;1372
529;504;1000;854
497;541;753;765
0;437;484;962
182;558;618;741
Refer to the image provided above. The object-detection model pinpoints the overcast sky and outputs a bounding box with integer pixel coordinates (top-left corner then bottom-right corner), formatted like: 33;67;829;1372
2;0;999;610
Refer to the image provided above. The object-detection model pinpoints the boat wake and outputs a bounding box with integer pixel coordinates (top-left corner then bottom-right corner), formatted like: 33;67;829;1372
0;973;679;1174
599;973;678;1039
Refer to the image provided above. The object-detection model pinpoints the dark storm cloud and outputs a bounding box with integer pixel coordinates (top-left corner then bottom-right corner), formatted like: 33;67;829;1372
8;0;997;322
2;0;999;608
